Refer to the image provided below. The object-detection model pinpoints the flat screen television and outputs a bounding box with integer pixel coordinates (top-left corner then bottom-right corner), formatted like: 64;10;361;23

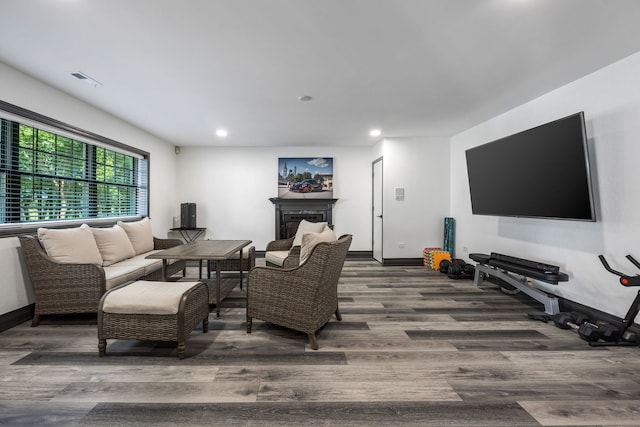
465;112;596;221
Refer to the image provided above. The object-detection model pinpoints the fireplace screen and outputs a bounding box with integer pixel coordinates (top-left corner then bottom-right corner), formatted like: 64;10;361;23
283;213;326;239
278;157;333;199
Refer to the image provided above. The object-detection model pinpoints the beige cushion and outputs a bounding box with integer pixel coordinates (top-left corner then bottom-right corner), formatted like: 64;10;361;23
114;251;163;276
265;250;290;267
117;217;154;255
102;281;203;315
300;227;337;264
103;265;146;290
292;220;327;247
90;225;136;266
37;225;102;265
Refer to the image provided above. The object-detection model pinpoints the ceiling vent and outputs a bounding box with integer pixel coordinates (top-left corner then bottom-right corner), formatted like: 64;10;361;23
69;71;102;87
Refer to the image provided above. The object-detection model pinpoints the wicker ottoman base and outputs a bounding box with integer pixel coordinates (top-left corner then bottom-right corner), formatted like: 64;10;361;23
98;280;209;359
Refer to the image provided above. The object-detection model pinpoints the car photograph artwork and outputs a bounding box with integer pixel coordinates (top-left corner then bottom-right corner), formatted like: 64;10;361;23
278;157;333;199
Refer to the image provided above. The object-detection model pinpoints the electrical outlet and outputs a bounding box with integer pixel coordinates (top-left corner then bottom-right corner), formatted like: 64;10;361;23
463;246;468;253
398;242;405;248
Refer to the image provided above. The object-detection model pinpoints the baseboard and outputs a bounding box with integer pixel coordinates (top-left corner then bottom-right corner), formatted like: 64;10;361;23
347;251;373;260
254;250;373;260
254;253;418;263
0;304;34;332
382;258;424;266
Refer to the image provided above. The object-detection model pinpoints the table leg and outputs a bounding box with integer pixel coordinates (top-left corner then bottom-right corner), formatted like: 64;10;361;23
162;259;168;281
215;261;222;317
239;248;244;291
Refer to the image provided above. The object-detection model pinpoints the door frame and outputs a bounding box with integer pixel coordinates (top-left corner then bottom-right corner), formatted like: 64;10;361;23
372;156;383;263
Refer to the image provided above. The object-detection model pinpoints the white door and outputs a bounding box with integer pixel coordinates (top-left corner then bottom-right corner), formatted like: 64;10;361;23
372;158;383;263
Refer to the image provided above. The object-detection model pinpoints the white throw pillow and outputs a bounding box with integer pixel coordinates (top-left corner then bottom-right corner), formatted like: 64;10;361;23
300;227;337;264
91;225;136;266
37;225;103;265
117;217;154;255
292;219;327;247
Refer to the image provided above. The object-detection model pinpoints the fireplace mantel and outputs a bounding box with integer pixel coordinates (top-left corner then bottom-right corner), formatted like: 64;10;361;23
269;198;338;239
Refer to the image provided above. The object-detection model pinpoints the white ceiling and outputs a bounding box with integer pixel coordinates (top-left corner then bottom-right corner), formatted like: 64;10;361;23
2;0;640;147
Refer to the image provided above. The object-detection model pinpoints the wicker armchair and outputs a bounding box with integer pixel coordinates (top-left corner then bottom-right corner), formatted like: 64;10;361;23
265;224;334;268
247;234;352;349
18;235;186;326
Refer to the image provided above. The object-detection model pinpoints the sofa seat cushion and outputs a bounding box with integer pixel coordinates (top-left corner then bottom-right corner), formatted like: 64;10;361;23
265;250;290;267
102;250;182;290
102;281;204;315
103;265;146;290
113;250;164;276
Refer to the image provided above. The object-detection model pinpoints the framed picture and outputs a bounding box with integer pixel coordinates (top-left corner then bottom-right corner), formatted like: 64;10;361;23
278;157;333;199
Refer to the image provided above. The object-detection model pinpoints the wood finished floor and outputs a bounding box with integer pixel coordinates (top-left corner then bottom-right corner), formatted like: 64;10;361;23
2;260;640;426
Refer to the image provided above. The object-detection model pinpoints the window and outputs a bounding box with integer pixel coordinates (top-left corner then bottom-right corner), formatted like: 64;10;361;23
0;101;149;233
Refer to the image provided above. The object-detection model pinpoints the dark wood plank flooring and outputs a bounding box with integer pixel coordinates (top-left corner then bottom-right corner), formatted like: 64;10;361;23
1;260;640;426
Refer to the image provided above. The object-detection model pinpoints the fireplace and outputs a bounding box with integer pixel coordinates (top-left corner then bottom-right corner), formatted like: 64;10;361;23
269;198;338;239
283;213;325;238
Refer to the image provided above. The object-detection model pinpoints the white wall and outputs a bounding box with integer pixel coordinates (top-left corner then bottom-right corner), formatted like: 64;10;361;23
380;137;451;258
169;137;452;261
451;51;640;319
0;62;180;316
174;146;373;251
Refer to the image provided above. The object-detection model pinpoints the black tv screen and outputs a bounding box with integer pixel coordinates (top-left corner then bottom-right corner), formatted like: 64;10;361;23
465;112;596;221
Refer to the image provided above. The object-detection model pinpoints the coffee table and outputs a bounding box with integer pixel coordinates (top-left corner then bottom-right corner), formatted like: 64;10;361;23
146;239;252;316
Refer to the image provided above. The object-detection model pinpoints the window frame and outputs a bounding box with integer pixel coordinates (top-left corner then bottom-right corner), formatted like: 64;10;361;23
0;100;150;236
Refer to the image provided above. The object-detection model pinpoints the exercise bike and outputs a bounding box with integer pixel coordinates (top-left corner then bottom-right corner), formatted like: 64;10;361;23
590;254;640;347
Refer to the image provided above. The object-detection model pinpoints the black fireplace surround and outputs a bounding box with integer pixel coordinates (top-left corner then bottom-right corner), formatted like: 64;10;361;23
269;198;338;240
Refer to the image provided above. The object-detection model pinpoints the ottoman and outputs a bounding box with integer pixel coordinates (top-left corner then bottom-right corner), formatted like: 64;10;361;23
98;280;209;359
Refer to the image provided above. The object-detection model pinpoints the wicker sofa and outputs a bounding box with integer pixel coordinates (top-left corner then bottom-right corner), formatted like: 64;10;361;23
247;233;352;350
19;218;187;326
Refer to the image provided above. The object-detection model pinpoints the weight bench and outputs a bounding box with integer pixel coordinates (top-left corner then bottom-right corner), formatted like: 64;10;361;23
470;252;568;315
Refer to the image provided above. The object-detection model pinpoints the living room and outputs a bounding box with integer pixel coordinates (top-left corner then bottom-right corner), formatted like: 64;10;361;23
2;1;640;424
1;1;640;329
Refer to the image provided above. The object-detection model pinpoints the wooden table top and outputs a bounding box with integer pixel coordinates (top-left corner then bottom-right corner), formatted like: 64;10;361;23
146;239;252;261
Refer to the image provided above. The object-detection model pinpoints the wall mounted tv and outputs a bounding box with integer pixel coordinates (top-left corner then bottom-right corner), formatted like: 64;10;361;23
465;112;596;221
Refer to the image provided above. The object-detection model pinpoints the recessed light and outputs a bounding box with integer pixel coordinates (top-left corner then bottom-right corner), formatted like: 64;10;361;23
369;129;382;137
216;129;228;138
298;95;313;102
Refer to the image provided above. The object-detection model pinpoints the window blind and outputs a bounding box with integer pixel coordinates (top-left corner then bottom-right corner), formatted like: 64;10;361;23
0;100;149;234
